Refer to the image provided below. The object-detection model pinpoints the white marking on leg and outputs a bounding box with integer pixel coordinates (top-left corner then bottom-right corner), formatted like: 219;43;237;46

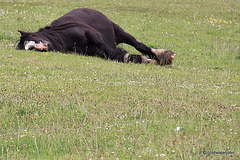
141;56;148;63
123;53;129;63
146;59;157;64
147;59;152;63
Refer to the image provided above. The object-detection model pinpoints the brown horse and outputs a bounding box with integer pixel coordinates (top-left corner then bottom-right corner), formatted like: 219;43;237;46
17;8;175;65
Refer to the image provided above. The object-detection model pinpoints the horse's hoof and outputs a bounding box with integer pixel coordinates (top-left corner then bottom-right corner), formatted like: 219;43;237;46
151;48;176;66
151;48;167;55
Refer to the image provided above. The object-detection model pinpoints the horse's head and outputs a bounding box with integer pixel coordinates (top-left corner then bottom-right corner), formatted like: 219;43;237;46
17;30;50;51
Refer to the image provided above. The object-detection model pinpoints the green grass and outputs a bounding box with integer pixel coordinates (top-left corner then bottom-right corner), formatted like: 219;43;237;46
0;0;239;159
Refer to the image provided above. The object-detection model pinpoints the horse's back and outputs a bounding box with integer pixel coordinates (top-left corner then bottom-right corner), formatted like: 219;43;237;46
51;8;116;47
51;8;112;30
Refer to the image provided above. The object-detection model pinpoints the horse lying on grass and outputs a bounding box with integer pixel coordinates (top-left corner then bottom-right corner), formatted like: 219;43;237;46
17;8;176;66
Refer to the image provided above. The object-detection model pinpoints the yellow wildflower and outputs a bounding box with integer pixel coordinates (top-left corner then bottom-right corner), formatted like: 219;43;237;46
219;19;222;23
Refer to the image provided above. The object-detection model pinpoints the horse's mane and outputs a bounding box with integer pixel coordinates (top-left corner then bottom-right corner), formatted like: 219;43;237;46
39;23;89;31
37;23;91;52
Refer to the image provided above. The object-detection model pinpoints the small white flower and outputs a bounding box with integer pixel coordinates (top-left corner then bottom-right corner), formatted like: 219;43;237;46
160;154;165;157
175;126;180;131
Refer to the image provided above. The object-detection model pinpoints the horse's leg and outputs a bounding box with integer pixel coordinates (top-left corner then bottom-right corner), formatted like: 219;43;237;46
112;22;167;59
85;30;146;63
85;30;115;59
101;47;154;64
84;30;149;63
122;53;159;64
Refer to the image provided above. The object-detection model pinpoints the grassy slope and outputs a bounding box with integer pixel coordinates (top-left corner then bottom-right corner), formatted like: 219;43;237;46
0;0;239;159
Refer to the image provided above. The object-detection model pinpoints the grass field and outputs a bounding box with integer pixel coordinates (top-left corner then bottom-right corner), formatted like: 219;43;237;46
0;0;239;159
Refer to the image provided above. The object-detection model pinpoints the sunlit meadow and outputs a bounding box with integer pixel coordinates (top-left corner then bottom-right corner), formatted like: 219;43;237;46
0;0;239;159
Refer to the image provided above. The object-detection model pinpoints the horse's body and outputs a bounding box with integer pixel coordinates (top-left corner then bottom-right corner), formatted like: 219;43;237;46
17;8;175;65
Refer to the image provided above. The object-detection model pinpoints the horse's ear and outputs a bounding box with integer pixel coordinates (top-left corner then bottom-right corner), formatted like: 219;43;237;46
18;30;27;36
